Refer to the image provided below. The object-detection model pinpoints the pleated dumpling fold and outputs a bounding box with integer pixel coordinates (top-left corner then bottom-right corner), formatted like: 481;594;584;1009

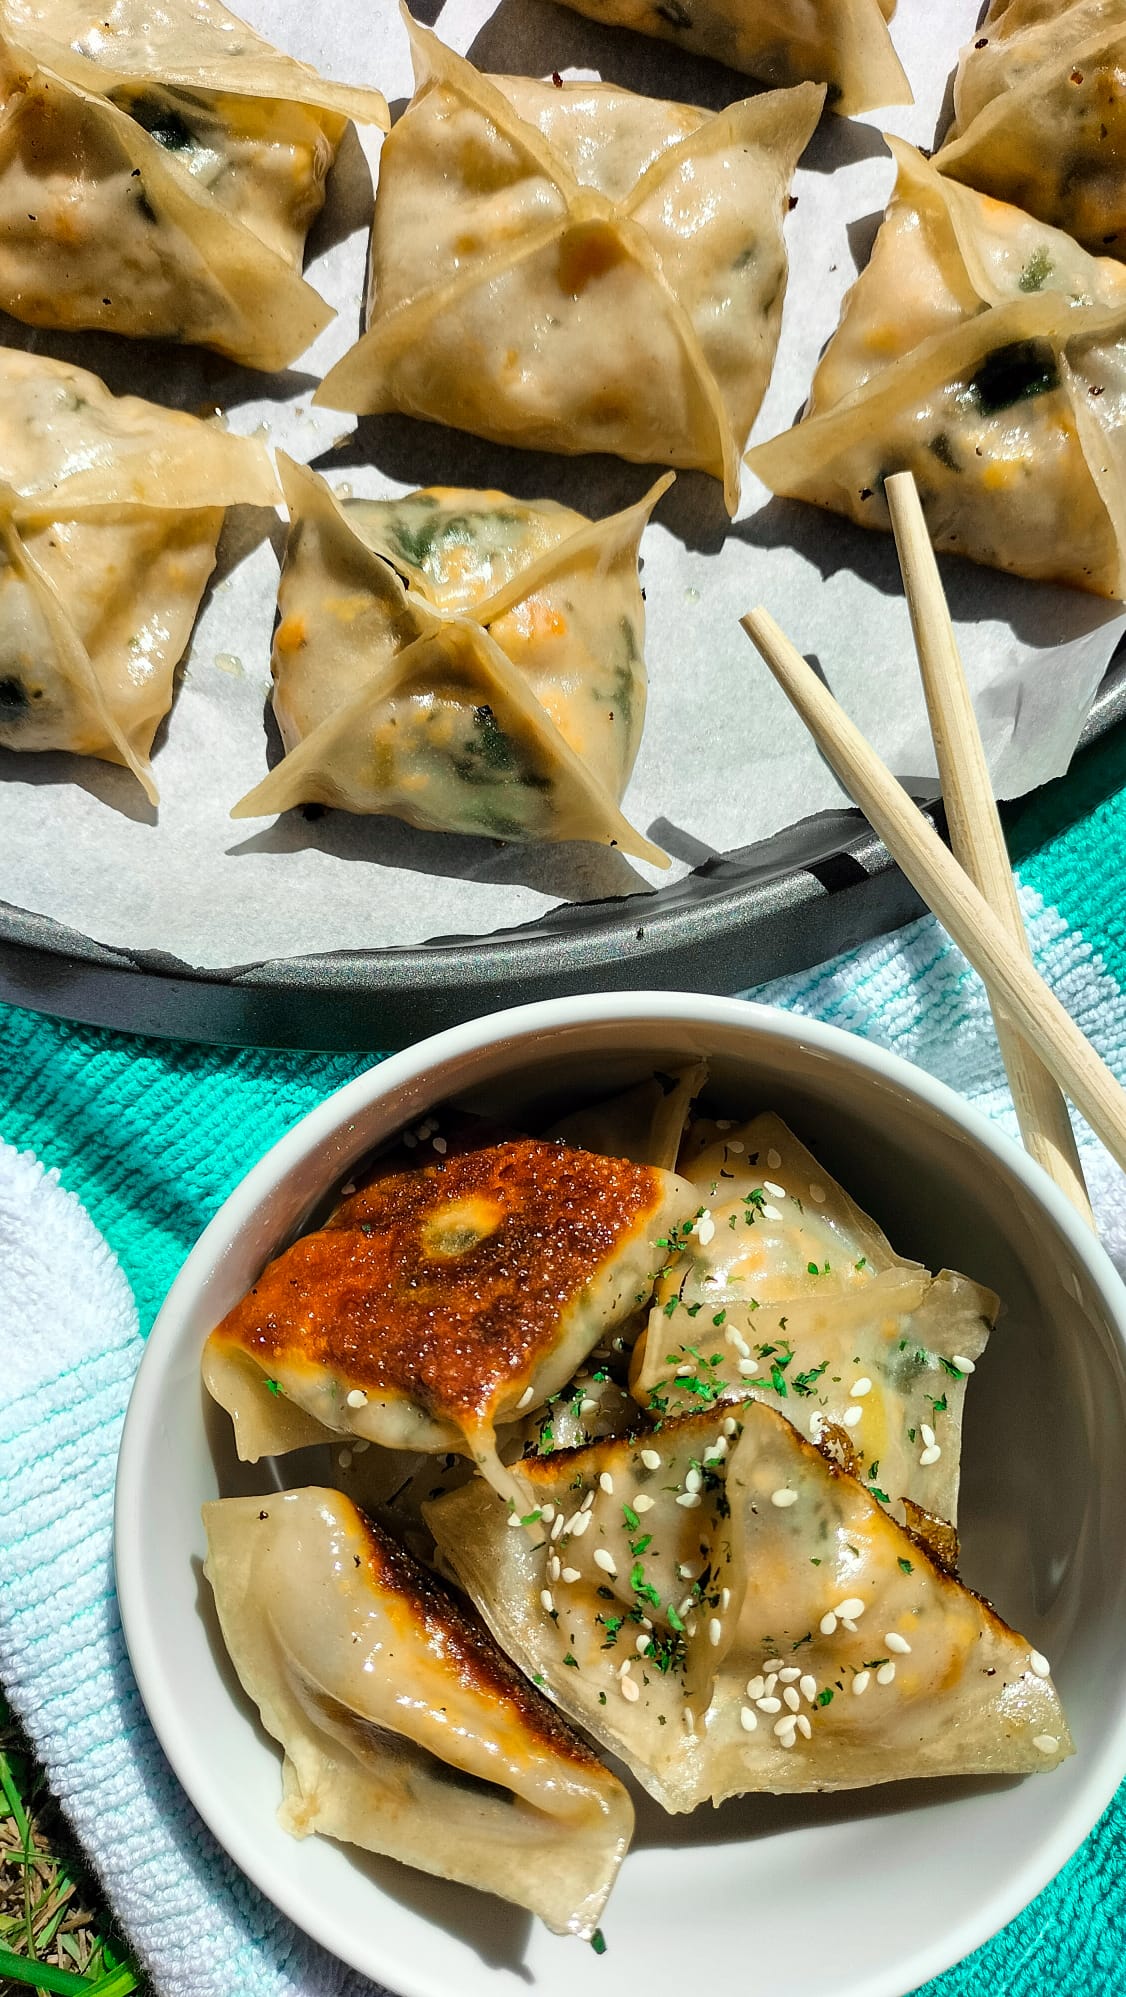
316;9;823;515
0;0;388;367
936;0;1126;261
233;455;671;862
0;348;279;799
552;0;910;117
747;138;1126;597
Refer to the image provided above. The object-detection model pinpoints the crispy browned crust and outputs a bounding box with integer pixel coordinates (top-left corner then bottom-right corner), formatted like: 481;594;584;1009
903;1498;961;1576
210;1140;668;1425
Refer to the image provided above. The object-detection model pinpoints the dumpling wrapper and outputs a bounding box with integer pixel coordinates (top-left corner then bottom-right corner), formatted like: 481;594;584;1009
316;10;823;514
233;455;668;864
747;138;1126;597
0;348;278;799
202;1136;696;1501
428;1402;1073;1814
545;1061;709;1171
552;0;910;117
202;1488;632;1937
0;0;387;368
936;0;1126;261
630;1111;996;1528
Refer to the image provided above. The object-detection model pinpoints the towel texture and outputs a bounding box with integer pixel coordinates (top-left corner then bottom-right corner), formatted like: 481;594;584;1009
1;723;1125;1993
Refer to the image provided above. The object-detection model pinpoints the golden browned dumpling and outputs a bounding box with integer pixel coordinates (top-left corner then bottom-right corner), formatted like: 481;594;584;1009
202;1137;697;1498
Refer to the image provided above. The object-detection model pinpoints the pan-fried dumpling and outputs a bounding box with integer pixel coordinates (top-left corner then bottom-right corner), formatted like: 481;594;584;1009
428;1403;1072;1813
232;456;668;864
202;1136;697;1501
936;0;1126;261
0;348;278;799
630;1111;996;1528
0;0;387;368
202;1488;633;1936
747;138;1126;597
315;11;823;515
553;0;910;117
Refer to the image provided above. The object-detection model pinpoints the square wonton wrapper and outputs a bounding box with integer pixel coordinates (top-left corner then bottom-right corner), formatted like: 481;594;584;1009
630;1111;996;1534
553;0;910;118
936;0;1126;261
316;10;823;514
0;0;387;369
0;348;278;801
428;1402;1072;1814
747;138;1126;597
232;456;670;862
203;1489;633;1938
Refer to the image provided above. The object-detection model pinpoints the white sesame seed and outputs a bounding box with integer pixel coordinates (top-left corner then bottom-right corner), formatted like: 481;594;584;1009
432;1136;448;1155
876;1662;896;1686
694;1213;716;1246
704;1439;728;1463
819;1612;838;1637
340;1181;356;1197
551;1512;566;1540
679;1597;696;1620
740;1705;757;1732
723;1416;738;1437
842;1405;863;1429
676;1362;694;1377
685;1616;698;1638
728;1140;745;1153
746;1676;765;1700
561;1567;581;1583
709;1617;722;1646
720;1587;731;1611
836;1597;866;1620
634;1493;655;1513
1029;1650;1051;1679
795;1714;812;1740
763;1664;783;1680
346;1388;368;1409
618;1658;632;1679
1033;1734;1058;1755
540;1589;555;1614
685;1467;703;1494
507;1511;524;1529
767;1148;782;1168
852;1671;871;1696
593;1549;617;1577
800;1675;817;1704
581;1489;596;1511
809;1183;827;1203
570;1510;592;1536
774;1715;797;1738
715;1119;734;1130
353;1439;370;1454
580;1398;599;1416
850;1377;872;1399
620;1675;640;1703
636;1634;651;1655
778;1665;801;1683
338;1449;353;1469
599;1472;615;1495
762;1204;783;1221
757;1696;782;1714
840;1617;858;1634
677;1562;698;1580
783;1686;801;1711
780;1728;797;1749
771;1487;798;1508
919;1444;942;1466
640;1448;662;1471
885;1631;911;1654
952;1354;976;1374
677;1491;702;1509
921;1423;936;1449
516;1386;535;1411
548;1555;561;1580
738;1358;760;1377
763;1180;787;1200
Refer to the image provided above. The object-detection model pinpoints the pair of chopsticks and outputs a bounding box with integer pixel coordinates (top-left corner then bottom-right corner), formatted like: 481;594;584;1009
742;471;1121;1231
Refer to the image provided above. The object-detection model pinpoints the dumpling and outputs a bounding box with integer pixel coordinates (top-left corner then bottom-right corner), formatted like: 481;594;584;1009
315;10;823;514
232;455;669;864
746;138;1126;597
552;0;910;117
427;1402;1073;1813
0;0;387;368
936;0;1126;260
201;1135;697;1500
545;1061;709;1171
0;348;278;799
202;1488;633;1937
630;1111;997;1531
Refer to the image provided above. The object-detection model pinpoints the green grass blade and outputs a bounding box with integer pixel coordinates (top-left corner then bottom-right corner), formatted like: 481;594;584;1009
84;1967;139;1997
0;1941;97;1994
0;1746;32;1851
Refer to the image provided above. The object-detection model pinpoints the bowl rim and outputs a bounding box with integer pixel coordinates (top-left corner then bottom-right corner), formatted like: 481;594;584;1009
114;989;1126;1997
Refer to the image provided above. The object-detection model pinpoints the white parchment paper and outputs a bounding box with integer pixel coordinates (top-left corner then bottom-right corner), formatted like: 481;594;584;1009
1;0;1121;967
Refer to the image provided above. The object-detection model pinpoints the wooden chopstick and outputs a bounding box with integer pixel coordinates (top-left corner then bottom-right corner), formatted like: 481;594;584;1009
740;604;1126;1184
884;472;1096;1229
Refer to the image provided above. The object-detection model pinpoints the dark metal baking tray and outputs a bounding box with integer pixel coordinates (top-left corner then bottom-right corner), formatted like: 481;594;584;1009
2;656;1123;1052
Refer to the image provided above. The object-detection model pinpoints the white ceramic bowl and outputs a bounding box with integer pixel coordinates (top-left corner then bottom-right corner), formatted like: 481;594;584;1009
115;993;1126;1997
